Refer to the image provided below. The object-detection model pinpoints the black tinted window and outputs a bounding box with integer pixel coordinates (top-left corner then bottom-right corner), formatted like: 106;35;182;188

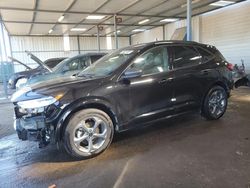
91;55;104;63
45;59;63;68
127;46;169;75
207;46;225;61
172;46;202;69
196;47;214;63
79;57;91;69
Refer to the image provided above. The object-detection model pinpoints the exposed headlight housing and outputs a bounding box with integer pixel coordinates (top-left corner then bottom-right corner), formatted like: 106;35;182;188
16;78;28;89
17;96;57;109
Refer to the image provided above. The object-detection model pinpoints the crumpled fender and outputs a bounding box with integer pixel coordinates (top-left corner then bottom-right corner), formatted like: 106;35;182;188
234;74;250;88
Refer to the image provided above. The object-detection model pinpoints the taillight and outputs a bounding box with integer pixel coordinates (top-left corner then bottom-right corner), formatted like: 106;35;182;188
227;63;234;71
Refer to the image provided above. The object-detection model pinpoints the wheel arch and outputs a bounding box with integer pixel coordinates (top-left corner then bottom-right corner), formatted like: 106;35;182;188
55;99;119;143
201;80;229;112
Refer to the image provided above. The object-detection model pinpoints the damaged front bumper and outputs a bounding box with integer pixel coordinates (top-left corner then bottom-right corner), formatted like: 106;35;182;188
15;116;46;140
13;103;61;148
14;115;53;148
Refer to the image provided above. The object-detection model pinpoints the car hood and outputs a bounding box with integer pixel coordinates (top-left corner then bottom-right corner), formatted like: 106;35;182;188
25;51;52;73
11;75;106;103
11;68;43;79
26;70;80;86
8;56;32;70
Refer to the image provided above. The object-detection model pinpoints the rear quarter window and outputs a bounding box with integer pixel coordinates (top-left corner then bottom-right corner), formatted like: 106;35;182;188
205;46;226;61
196;47;215;63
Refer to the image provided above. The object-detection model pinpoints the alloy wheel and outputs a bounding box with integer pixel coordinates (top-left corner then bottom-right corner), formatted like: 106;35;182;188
73;116;110;154
208;89;226;118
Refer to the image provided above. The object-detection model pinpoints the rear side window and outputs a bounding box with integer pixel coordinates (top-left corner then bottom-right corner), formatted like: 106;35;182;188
171;46;202;69
196;47;214;63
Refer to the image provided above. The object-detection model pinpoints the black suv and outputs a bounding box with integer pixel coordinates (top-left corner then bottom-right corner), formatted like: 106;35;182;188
11;41;234;159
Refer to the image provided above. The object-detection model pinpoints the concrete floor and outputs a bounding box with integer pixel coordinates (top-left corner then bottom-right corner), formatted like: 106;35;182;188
0;102;15;138
0;88;250;188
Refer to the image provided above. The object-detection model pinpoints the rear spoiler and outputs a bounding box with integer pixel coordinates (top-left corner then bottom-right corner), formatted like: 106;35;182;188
8;56;32;70
25;51;52;72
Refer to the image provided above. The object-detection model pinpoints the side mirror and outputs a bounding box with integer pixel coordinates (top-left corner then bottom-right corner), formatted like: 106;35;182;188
122;70;142;79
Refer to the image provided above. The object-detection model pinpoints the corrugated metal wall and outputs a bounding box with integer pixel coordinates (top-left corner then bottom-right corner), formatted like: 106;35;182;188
131;17;200;45
131;1;250;71
201;1;250;71
164;16;201;42
11;36;129;72
131;27;164;44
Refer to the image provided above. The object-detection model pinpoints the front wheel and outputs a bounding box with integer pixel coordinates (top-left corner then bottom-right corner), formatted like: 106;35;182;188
202;86;228;120
63;108;114;159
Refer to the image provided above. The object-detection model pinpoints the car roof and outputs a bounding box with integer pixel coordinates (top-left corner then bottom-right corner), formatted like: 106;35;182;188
72;52;107;58
131;40;211;49
44;57;66;63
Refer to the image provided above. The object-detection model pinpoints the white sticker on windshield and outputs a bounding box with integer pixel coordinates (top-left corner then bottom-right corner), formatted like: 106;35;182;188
120;50;134;55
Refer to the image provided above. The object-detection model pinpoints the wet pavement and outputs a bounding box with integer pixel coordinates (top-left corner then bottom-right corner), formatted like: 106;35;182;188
0;88;250;188
0;103;14;138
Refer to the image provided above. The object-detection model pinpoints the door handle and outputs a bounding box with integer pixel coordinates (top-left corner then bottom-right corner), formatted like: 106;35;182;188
159;78;174;84
201;70;209;75
159;79;167;84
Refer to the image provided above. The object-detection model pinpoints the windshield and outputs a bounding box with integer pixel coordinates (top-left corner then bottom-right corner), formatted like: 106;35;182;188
78;46;143;78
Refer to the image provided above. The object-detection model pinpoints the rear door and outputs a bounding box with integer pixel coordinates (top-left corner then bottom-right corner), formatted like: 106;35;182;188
169;45;204;112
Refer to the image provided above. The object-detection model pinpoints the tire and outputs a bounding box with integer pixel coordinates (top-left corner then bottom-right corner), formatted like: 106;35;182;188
202;86;228;120
63;108;114;159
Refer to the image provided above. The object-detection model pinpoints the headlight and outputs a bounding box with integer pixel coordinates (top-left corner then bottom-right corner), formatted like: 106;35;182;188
17;96;57;109
8;79;13;84
16;78;28;89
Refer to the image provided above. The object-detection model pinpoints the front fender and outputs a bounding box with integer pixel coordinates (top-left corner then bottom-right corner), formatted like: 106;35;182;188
55;96;118;142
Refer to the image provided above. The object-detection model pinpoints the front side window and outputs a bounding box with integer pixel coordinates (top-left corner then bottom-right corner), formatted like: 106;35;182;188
53;57;80;73
126;46;169;75
65;59;80;71
79;57;91;70
172;46;202;69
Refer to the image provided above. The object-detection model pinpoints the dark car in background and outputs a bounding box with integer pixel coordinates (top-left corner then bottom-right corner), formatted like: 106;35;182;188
11;41;233;159
8;54;65;89
23;52;107;87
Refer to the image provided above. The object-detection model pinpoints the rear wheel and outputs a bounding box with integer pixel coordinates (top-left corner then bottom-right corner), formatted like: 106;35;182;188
63;108;114;159
202;86;228;120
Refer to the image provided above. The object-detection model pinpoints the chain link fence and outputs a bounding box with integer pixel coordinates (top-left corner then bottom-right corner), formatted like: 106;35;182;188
0;61;14;99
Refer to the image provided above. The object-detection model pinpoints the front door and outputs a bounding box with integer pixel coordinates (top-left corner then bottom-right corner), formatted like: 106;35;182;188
122;46;175;125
